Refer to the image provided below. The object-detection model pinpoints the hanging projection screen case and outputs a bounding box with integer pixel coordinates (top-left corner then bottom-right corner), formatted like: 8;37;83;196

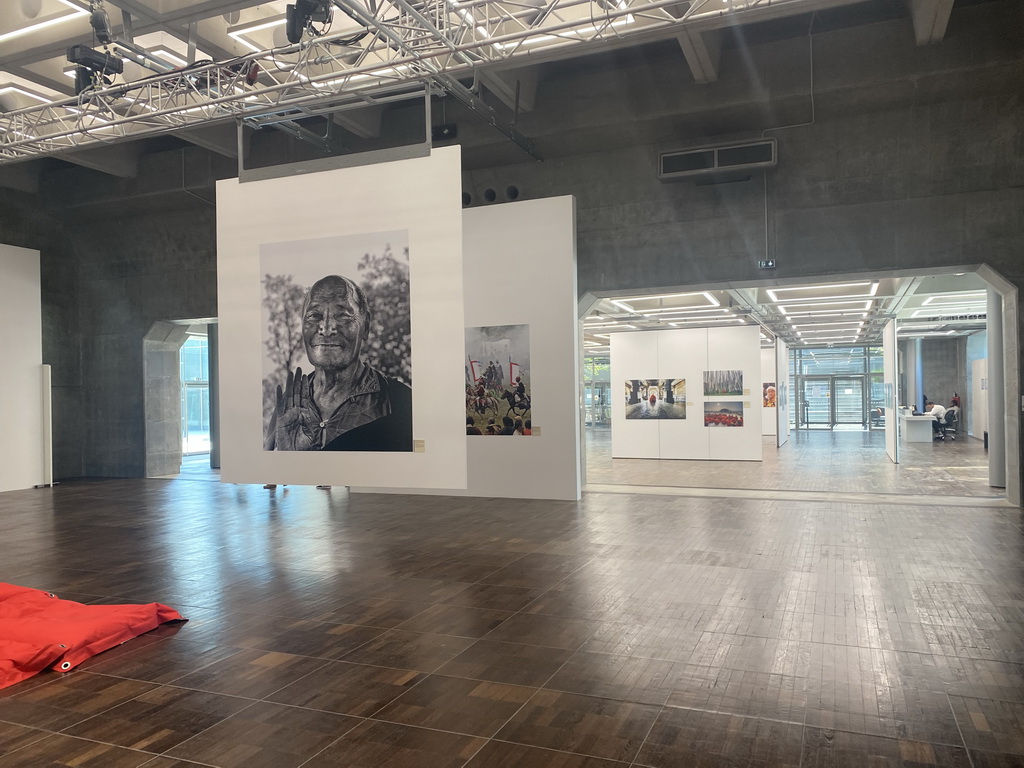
216;146;467;489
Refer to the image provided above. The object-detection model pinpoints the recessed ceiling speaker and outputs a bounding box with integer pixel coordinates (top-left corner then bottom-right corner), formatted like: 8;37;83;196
222;11;241;24
506;185;519;200
462;192;471;207
483;188;496;202
20;0;43;19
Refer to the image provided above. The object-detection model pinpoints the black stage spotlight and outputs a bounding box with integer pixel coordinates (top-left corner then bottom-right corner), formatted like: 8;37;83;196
67;44;123;94
286;0;333;44
89;4;113;45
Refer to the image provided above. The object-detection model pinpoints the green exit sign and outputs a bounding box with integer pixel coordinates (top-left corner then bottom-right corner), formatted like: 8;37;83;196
758;259;776;269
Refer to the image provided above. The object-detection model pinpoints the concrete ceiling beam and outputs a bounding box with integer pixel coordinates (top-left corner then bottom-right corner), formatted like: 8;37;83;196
677;27;722;84
476;67;540;113
331;105;385;139
177;122;240;158
907;0;955;45
0;162;40;194
62;143;142;178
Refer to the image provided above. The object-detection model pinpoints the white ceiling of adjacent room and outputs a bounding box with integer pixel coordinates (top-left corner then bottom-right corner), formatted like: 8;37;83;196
583;273;989;355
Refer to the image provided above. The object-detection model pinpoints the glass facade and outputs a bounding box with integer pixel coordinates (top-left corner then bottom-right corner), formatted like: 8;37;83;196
790;346;883;430
583;355;611;427
180;335;211;454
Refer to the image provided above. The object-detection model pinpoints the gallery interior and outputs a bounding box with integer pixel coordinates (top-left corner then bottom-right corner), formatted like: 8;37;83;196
1;0;1023;766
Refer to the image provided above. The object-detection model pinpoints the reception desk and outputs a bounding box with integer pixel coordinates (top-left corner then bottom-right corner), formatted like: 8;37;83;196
900;412;937;443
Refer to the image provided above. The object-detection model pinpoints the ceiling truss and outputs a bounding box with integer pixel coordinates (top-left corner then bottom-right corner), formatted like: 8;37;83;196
0;0;870;164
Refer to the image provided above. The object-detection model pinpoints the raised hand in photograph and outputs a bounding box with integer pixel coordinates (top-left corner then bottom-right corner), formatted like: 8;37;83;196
272;366;319;451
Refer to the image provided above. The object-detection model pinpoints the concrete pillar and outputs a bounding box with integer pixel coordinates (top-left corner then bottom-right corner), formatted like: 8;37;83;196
208;323;221;470
987;289;1005;488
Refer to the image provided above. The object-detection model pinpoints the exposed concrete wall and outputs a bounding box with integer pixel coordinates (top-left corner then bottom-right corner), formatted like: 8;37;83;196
921;338;961;409
68;206;217;477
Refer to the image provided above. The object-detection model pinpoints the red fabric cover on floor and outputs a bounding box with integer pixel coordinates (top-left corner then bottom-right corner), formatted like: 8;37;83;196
0;583;184;689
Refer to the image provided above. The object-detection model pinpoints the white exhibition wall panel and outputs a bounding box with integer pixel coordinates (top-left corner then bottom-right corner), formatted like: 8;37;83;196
0;245;43;492
760;347;777;437
611;332;661;459
776;341;791;447
883;319;899;464
356;196;580;500
611;326;761;461
216;146;467;488
707;326;762;461
657;330;709;460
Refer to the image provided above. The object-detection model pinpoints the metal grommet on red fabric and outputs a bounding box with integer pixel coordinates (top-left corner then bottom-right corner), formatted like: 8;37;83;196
47;593;56;598
58;644;67;649
59;661;72;671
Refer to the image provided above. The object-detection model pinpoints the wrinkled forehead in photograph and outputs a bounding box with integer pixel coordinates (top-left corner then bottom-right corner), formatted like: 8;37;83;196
303;275;368;320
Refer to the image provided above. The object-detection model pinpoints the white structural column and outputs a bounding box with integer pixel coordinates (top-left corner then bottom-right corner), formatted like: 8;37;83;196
987;288;1006;488
883;319;898;464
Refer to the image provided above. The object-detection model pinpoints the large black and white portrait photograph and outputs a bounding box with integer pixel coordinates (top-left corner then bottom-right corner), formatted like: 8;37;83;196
260;230;412;452
465;324;532;435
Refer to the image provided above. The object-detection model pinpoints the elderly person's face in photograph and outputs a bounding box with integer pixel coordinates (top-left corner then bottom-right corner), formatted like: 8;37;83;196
302;276;368;374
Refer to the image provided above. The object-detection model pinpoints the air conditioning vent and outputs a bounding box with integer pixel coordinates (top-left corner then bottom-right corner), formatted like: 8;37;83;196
659;138;776;181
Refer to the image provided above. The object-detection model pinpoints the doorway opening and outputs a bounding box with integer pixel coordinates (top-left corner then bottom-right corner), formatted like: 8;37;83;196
580;268;1017;504
180;329;211;456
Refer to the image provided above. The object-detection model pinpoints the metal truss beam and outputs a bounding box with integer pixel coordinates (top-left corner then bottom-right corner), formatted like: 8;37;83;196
0;0;867;165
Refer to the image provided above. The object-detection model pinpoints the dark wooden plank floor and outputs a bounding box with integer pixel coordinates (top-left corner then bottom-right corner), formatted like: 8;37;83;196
1;472;1022;767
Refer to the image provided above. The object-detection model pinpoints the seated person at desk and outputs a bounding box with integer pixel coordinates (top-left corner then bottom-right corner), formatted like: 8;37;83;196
924;401;947;438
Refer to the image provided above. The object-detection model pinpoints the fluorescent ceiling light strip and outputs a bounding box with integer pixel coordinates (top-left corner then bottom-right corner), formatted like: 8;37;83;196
0;87;51;104
767;281;877;303
610;291;719;313
911;307;986;318
898;330;957;336
789;321;864;329
228;16;287;53
0;1;89;45
641;307;732;317
150;48;189;67
921;293;986;305
644;313;734;322
783;311;869;319
492;16;634;51
668;318;744;326
778;300;872;314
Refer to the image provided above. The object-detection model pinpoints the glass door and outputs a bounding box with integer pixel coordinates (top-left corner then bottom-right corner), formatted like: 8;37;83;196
800;377;831;428
832;376;866;427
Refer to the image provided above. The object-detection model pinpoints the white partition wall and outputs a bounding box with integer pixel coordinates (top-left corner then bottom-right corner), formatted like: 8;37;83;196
707;326;762;461
761;347;777;437
216;146;467;489
356;196;580;500
0;244;44;492
612;325;762;462
883;319;899;464
776;341;791;447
